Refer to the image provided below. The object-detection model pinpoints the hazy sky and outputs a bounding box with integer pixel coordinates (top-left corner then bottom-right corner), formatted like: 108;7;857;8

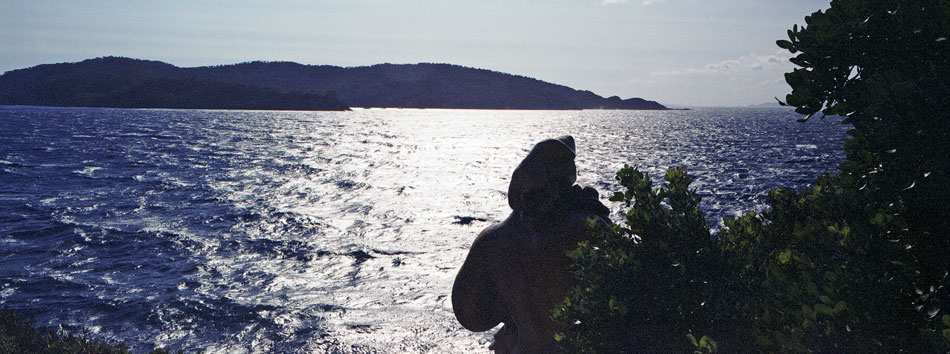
1;0;831;107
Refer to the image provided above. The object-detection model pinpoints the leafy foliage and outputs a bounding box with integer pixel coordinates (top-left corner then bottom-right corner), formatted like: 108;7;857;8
553;166;729;353
556;167;948;352
774;0;949;348
779;0;950;301
555;0;949;352
719;175;940;351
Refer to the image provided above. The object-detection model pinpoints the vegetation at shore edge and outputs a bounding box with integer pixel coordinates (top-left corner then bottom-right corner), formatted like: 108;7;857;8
554;0;950;352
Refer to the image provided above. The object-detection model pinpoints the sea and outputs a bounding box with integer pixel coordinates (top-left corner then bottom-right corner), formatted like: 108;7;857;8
0;106;848;353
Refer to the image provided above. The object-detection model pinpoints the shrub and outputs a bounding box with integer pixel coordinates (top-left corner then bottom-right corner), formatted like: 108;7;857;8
555;1;949;351
555;166;950;352
553;166;730;353
719;174;941;351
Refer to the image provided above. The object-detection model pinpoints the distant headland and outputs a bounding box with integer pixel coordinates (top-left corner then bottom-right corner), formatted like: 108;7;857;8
0;57;667;111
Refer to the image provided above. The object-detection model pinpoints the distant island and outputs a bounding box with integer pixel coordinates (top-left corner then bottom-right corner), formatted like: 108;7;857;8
0;57;667;111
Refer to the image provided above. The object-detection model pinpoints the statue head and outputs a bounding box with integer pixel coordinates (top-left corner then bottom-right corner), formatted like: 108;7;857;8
507;136;577;219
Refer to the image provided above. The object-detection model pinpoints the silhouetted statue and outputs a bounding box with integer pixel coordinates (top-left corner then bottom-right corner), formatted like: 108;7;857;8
452;136;611;353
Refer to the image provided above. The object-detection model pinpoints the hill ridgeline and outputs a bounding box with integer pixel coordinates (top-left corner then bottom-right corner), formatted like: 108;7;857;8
0;57;667;111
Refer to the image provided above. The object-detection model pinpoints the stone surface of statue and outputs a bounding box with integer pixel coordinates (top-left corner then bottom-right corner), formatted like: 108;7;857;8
452;136;611;353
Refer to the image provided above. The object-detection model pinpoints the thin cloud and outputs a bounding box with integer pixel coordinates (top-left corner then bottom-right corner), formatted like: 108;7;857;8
650;51;792;76
626;78;657;85
602;0;664;5
755;78;787;87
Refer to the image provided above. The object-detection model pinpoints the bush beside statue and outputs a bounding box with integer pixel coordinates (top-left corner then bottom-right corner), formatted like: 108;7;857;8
552;0;949;352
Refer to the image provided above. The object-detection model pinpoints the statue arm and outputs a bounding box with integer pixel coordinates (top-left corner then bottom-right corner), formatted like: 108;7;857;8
452;228;507;332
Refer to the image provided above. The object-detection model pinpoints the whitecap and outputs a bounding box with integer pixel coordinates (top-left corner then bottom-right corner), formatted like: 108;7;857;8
0;287;15;300
38;197;59;205
74;166;102;177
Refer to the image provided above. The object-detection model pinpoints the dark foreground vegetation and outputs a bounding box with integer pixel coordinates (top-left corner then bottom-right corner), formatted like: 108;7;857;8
554;0;950;352
0;58;666;111
0;309;181;354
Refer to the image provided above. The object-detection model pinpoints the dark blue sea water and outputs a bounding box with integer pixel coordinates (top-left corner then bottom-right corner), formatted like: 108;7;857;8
0;106;848;353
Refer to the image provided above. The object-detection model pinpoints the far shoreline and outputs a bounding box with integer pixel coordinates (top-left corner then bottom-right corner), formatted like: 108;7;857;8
1;104;683;112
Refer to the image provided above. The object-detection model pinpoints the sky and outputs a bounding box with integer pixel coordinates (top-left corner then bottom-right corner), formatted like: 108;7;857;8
0;0;832;107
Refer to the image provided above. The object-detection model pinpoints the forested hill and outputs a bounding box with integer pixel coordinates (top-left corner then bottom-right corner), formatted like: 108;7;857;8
0;57;667;110
0;57;349;111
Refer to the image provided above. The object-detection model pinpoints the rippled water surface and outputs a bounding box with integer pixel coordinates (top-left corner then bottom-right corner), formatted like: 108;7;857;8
0;106;847;352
